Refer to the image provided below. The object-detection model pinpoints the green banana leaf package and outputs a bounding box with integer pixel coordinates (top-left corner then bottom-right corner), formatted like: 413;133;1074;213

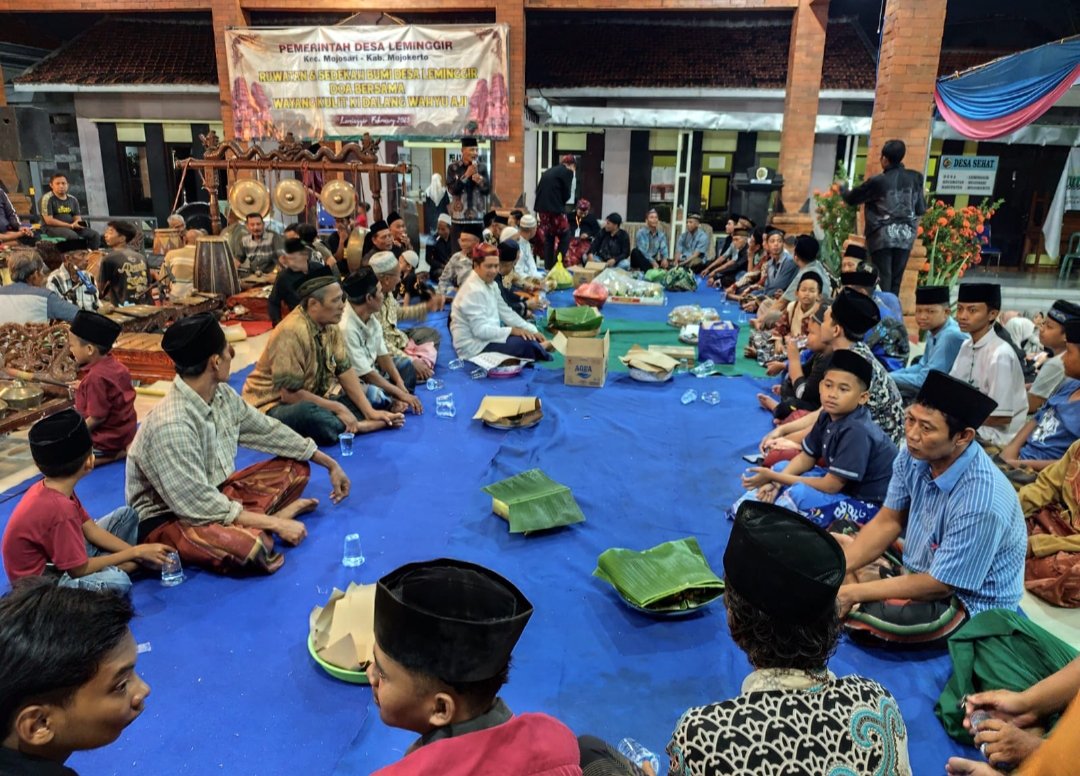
481;469;586;534
545;306;603;337
594;537;724;613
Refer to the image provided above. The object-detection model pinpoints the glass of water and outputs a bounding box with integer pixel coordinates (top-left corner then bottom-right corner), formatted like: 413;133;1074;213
342;533;365;568
161;551;184;587
338;432;355;457
435;393;456;418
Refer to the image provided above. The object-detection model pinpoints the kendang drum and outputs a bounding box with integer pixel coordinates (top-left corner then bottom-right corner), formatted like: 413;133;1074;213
153;228;184;256
193;236;241;297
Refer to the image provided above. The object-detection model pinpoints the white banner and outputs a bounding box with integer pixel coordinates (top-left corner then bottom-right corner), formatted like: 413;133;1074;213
225;25;510;140
936;155;999;195
1044;147;1080;259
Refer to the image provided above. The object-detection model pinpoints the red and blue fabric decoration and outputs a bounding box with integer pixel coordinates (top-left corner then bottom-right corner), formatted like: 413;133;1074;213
935;36;1080;140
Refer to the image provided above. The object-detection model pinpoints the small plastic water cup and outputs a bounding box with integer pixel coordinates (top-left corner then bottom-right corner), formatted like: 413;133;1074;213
426;377;444;391
701;390;721;405
680;389;698;405
342;533;365;568
447;358;465;370
338;432;355;457
161;551;184;587
435;393;456;418
469;367;488;380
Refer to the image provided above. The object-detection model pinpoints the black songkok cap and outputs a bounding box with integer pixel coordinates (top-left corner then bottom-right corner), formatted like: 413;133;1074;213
460;223;484;239
827;348;873;390
916;369;999;429
386;211;403;225
461;137;479;148
841;261;879;289
956;282;1001;310
1048;300;1080;325
29;409;92;468
843;243;868;261
915;285;950;305
162;313;226;368
794;235;819;262
374;559;533;683
483;210;498;228
369;219;389;234
830;287;880;337
296;275;339;301
341;268;378;302
725;501;846;624
798;270;823;292
498;240;520;264
284;237;306;255
70;310;121;350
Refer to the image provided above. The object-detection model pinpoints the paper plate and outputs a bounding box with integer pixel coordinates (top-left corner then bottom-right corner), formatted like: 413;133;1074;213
629;367;673;383
487;363;524;378
617;593;719;619
307;634;369;684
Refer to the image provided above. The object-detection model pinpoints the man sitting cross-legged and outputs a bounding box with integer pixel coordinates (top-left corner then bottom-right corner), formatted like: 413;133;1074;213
242;275;405;446
339;268;423;417
834;369;1027;648
128;313;351;575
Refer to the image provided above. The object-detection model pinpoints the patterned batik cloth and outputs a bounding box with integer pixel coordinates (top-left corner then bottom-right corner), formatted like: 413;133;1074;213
667;668;912;776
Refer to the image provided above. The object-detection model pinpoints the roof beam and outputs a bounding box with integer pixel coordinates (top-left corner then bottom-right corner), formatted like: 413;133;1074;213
525;0;799;8
0;0;210;9
239;0;494;9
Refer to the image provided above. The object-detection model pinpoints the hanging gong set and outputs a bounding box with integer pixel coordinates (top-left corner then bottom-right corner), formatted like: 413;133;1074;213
227;179;271;218
272;179;307;216
319;180;358;219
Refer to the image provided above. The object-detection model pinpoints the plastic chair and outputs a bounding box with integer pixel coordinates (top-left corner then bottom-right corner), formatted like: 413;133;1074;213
1059;232;1080;280
980;222;1003;272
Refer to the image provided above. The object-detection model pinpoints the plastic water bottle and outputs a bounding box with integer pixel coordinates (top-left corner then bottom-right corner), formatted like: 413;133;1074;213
617;738;660;774
680;389;697;405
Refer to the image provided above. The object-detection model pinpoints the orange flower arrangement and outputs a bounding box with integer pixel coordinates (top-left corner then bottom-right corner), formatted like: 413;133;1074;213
918;197;1004;286
813;166;860;275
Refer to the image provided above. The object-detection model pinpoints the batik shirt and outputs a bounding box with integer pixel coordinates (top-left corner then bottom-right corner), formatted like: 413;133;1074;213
241;306;351;412
846;341;905;446
667;668;911;776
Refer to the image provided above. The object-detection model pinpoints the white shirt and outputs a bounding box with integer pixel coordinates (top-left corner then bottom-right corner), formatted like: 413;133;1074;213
450;270;536;359
949;327;1027;445
515;237;543;279
340;303;389;376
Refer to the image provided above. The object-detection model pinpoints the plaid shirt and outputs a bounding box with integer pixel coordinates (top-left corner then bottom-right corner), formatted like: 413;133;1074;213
126;377;315;526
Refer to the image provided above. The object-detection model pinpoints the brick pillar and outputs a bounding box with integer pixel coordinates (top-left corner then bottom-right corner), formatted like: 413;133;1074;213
493;1;526;209
212;0;249;142
865;0;947;179
776;0;829;234
865;0;947;328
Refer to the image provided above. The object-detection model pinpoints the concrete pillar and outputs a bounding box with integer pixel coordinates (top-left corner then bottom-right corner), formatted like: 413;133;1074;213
494;0;526;210
777;0;829;225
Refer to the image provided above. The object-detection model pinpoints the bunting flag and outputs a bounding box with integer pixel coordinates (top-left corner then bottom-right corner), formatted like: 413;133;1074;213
935;36;1080;140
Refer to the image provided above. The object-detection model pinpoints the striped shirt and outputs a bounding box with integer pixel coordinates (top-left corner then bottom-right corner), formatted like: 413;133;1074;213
884;443;1026;615
127;376;316;526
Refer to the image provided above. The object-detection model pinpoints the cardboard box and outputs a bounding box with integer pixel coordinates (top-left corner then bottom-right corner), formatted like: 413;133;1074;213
648;344;696;367
571;260;608;288
473;396;544;428
553;331;610;387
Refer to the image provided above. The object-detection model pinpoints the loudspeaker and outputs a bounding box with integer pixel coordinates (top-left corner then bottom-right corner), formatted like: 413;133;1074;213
0;107;54;161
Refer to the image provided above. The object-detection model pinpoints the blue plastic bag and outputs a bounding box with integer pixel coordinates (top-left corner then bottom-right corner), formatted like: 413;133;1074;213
697;320;738;365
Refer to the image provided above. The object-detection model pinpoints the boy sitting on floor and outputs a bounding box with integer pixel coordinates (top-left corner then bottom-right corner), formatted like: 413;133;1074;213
739;349;899;528
68;310;137;463
0;580;152;776
369;558;583;776
1;411;172;595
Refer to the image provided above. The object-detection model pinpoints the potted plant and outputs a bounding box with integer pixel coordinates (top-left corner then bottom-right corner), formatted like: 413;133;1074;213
917;198;1003;287
813;168;860;276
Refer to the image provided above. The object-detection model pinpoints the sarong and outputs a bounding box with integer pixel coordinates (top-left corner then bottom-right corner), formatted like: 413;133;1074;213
830;519;968;649
145;457;310;576
1026;505;1080;607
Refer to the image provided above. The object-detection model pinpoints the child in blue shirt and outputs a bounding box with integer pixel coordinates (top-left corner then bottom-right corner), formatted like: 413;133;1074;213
739;348;899;527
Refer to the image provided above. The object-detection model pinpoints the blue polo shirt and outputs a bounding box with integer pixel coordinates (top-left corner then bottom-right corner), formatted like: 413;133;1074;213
801;405;898;503
1021;378;1080;461
884;444;1026;615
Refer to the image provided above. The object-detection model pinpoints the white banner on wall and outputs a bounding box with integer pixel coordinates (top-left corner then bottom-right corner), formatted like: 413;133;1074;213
224;25;510;141
935;155;999;195
1044;147;1080;259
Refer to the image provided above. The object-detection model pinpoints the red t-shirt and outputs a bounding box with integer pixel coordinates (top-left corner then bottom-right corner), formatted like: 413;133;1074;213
75;354;136;454
1;482;89;582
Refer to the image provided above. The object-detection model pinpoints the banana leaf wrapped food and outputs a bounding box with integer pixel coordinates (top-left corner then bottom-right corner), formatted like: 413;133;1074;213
481;469;586;534
545;306;603;337
594;537;724;614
